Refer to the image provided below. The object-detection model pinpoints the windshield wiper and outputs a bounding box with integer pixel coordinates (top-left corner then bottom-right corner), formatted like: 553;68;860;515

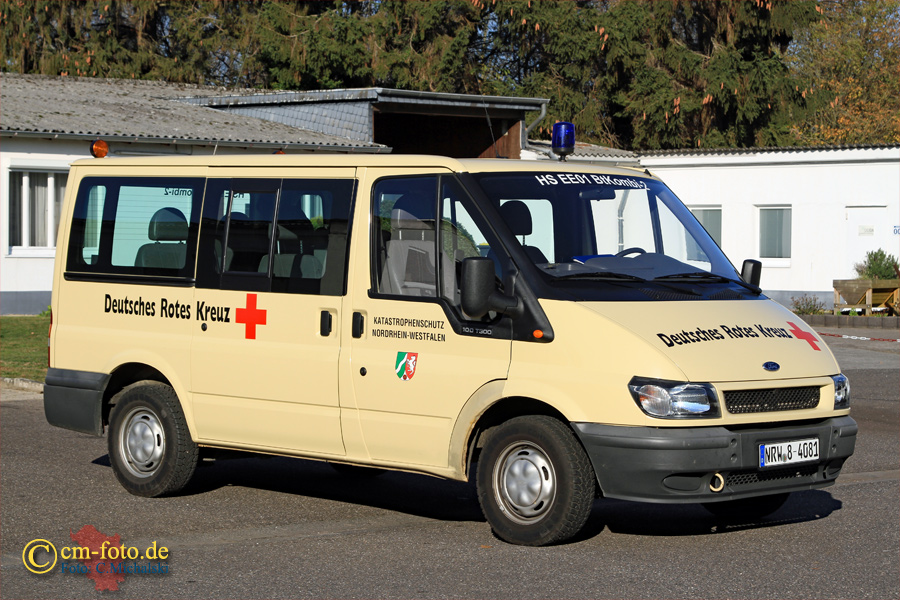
553;271;647;282
654;272;762;295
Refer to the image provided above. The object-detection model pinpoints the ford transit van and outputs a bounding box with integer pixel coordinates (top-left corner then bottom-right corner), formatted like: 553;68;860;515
45;151;855;545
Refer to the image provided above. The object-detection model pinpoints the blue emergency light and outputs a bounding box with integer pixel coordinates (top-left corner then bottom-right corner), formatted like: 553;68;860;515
551;122;575;161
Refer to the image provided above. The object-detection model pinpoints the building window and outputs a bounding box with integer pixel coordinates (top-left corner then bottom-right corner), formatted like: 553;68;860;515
759;207;791;258
690;207;722;247
8;170;67;248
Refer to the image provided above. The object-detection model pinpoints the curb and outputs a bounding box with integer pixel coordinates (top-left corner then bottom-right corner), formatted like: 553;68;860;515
1;378;44;393
797;314;900;330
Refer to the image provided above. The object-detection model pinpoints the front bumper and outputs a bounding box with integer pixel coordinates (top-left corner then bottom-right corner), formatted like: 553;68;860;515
573;416;857;503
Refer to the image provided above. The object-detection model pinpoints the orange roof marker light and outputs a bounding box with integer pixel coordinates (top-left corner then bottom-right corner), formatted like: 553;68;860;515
89;139;109;158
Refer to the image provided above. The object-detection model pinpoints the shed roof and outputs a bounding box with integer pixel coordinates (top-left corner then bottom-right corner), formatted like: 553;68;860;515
176;87;548;113
0;73;386;151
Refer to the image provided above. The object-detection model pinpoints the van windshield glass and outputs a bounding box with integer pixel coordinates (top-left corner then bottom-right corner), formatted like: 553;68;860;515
473;172;738;284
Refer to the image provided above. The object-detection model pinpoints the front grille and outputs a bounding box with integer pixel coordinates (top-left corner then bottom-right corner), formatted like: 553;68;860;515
726;465;818;487
724;386;820;414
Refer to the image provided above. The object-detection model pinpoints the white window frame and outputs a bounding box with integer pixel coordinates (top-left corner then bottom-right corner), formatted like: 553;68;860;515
688;205;722;247
757;205;792;267
7;161;70;257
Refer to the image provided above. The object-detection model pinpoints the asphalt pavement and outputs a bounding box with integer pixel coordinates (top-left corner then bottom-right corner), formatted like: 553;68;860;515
1;324;897;599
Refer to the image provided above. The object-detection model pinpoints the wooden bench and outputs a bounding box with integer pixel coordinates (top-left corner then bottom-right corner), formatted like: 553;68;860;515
833;279;900;315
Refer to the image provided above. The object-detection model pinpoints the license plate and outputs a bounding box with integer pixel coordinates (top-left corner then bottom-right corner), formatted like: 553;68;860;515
759;438;819;468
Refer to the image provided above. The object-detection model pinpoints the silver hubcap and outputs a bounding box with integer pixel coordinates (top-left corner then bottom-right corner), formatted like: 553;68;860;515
119;408;165;478
493;442;557;524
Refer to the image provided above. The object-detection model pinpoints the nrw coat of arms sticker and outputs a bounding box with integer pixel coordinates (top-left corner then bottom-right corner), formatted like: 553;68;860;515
395;352;418;381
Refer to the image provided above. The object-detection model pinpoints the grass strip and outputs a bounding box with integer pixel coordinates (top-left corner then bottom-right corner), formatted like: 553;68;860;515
1;316;50;382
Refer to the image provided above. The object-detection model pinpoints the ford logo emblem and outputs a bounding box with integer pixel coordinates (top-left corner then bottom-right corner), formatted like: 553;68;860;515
763;361;780;372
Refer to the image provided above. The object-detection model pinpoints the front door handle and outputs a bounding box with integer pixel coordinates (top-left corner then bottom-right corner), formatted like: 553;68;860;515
352;312;365;338
320;311;332;337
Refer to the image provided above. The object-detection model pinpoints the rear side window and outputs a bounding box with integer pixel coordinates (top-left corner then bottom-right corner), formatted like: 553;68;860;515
195;178;355;295
66;177;204;279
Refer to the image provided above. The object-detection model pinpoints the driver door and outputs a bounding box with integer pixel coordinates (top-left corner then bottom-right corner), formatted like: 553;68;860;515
341;170;512;468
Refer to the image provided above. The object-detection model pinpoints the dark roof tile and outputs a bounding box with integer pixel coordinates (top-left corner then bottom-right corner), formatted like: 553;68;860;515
0;73;384;150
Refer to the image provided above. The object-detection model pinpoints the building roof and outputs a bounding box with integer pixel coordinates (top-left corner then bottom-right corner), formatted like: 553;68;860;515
0;73;387;152
637;144;900;157
523;139;640;167
638;143;899;168
528;139;637;159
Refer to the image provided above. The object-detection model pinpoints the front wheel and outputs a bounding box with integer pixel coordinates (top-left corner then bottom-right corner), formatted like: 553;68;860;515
476;416;596;546
108;381;198;497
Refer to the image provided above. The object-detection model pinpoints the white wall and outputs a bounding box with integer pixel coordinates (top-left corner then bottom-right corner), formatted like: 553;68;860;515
640;147;900;307
1;138;87;314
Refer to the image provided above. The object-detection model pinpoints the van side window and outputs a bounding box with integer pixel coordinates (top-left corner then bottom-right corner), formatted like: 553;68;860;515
373;175;504;317
373;177;440;297
196;178;354;295
66;177;204;279
226;187;278;273
271;179;355;296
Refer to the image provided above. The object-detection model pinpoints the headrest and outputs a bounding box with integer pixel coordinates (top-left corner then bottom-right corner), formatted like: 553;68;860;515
391;194;434;231
270;223;301;243
500;200;532;236
148;207;188;242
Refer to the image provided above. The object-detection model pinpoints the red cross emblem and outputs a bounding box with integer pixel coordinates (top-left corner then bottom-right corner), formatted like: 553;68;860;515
235;293;267;340
787;321;821;351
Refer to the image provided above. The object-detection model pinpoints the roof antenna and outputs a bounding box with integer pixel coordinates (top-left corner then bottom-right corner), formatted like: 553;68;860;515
482;96;501;158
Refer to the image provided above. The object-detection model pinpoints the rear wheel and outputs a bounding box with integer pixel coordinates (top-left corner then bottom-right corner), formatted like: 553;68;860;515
702;492;790;520
108;382;198;497
476;416;595;546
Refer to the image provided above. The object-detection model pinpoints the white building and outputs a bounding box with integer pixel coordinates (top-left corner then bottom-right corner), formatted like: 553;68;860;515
639;146;900;308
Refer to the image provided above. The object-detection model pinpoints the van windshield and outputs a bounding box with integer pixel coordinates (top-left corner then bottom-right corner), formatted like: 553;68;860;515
473;172;740;286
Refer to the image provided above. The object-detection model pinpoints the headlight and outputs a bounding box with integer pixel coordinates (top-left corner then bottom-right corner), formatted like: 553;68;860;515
628;377;720;419
833;374;850;409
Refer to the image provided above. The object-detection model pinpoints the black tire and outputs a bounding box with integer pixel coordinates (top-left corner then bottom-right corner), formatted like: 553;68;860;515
328;462;386;478
107;381;198;497
702;492;790;520
476;416;595;546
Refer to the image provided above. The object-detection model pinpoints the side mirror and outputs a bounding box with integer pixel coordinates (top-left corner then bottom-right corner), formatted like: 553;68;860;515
741;259;761;287
460;257;522;320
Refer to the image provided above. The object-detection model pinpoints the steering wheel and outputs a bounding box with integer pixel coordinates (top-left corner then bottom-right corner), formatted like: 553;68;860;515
615;247;646;257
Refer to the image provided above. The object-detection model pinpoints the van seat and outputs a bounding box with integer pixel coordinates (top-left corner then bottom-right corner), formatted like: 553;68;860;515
134;207;188;269
500;200;548;264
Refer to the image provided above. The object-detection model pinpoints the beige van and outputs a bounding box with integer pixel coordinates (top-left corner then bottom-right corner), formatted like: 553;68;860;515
45;152;855;545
